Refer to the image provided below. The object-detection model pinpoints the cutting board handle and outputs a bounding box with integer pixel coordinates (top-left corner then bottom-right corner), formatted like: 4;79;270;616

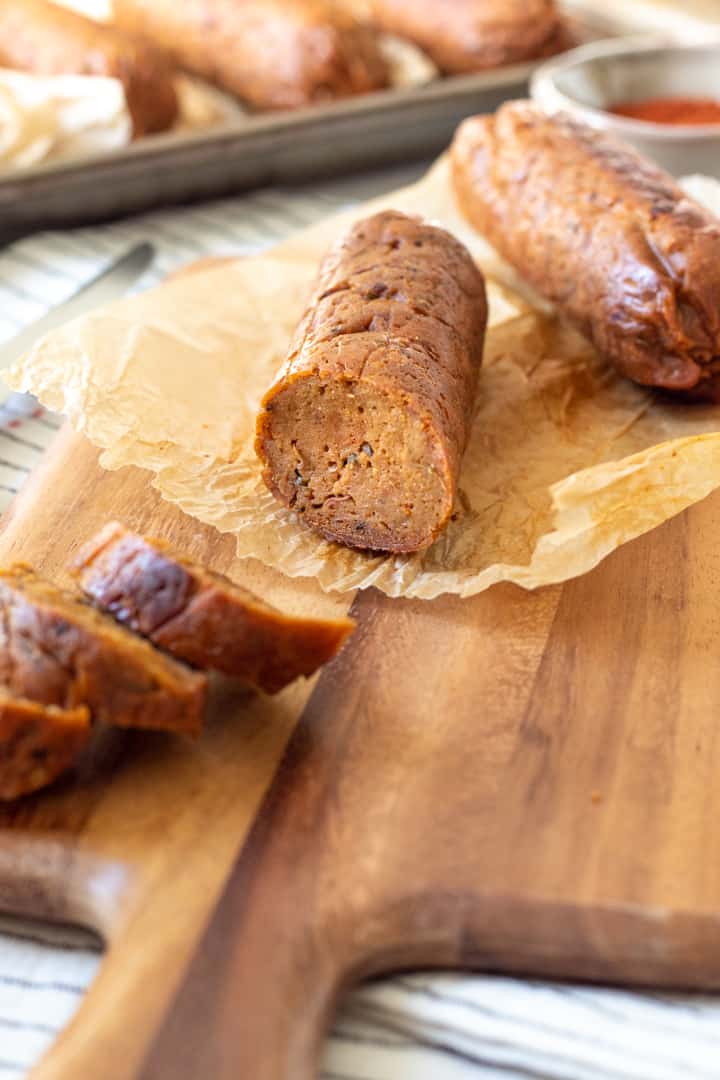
136;735;349;1080
136;632;474;1080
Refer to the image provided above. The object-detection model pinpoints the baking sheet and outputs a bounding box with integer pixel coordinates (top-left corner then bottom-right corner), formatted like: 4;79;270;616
0;3;695;242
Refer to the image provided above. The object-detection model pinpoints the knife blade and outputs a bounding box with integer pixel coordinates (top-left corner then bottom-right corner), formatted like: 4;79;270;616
0;241;155;393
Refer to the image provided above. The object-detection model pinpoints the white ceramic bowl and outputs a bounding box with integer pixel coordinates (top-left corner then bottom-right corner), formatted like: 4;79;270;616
530;37;720;177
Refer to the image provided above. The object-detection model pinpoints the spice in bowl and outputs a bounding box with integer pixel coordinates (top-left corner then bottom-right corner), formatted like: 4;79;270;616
608;97;720;126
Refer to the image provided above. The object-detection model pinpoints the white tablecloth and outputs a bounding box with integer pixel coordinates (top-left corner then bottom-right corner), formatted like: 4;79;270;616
0;167;719;1080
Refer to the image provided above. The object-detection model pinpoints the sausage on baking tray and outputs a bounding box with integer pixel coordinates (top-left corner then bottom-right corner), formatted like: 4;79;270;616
366;0;564;74
0;566;207;735
112;0;389;111
0;692;90;801
451;101;720;399
72;522;355;693
0;0;178;136
255;210;488;554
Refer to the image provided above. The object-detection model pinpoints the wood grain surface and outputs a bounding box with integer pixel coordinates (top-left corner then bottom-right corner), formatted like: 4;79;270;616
0;427;348;1080
2;421;720;1080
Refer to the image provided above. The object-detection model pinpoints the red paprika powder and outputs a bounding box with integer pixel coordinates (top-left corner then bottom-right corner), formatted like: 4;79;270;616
609;97;720;125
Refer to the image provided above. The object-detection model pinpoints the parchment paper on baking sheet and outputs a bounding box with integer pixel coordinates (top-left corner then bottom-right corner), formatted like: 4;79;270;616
8;160;720;600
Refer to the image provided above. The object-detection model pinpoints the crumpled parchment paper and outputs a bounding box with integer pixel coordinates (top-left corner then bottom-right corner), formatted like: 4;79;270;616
0;68;131;168
0;64;247;172
8;160;720;599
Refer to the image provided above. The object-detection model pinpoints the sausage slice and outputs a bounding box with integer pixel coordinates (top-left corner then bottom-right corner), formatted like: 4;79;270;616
0;693;90;801
0;566;207;735
72;522;355;693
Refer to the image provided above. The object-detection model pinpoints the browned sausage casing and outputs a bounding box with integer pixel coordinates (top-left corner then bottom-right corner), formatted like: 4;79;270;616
72;522;356;692
0;566;207;735
0;0;178;136
112;0;389;111
451;101;720;398
0;693;90;802
367;0;564;74
255;210;487;554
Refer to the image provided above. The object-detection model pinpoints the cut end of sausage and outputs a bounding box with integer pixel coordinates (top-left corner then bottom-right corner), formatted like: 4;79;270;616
256;372;453;553
0;693;91;801
0;565;207;736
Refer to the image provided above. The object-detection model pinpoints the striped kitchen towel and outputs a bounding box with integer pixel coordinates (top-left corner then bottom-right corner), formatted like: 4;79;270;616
2;910;720;1080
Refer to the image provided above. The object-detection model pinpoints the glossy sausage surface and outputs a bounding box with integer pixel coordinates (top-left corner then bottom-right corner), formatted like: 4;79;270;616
113;0;389;110
367;0;563;73
452;101;720;398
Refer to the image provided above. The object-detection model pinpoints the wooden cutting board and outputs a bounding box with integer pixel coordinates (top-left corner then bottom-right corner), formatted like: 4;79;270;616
3;424;720;1080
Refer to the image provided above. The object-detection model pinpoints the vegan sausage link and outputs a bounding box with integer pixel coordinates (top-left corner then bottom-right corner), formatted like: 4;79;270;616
451;101;720;398
112;0;389;110
255;210;487;553
366;0;564;74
